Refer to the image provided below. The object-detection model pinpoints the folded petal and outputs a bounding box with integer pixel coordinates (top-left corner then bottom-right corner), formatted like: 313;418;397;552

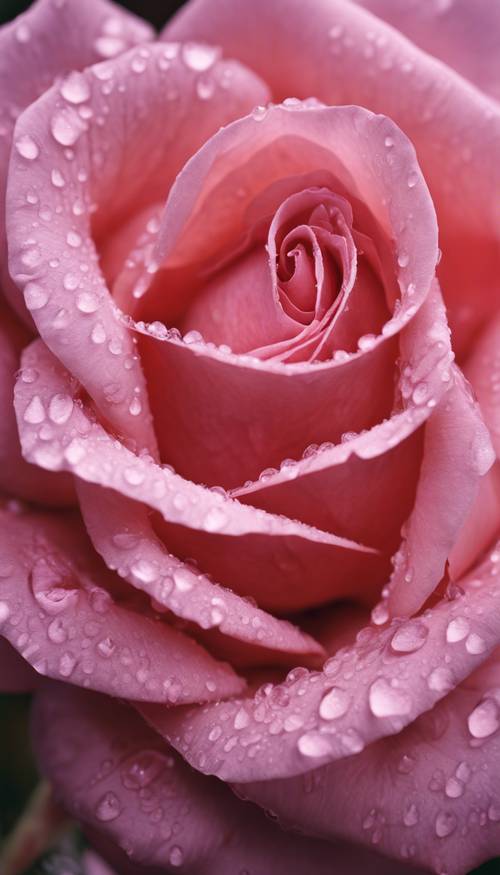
33;682;420;875
0;501;243;703
15;340;382;616
139;541;500;783
0;301;74;505
0;0;153;322
240;656;500;875
165;0;500;354
6;41;269;453
353;0;500;102
137;101;437;489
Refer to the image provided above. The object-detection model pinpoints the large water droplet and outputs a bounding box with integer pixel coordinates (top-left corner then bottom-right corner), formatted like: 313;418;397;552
369;678;412;718
390;620;428;653
95;791;122;822
446;616;470;643
297;731;332;758
61;71;91;104
435;810;457;838
468;698;500;739
121;750;166;790
203;507;227;532
427;666;454;693
319;686;350;720
182;43;219;71
51;109;83;146
0;601;11;625
24;395;45;424
24;282;48;311
403;803;419;826
15;134;39;160
48;393;73;425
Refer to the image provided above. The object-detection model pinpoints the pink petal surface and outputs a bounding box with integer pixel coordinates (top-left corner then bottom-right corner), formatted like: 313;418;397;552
0;300;74;505
165;0;500;355
354;0;500;102
139;541;500;784
6;43;269;455
15;340;380;619
0;0;153;322
240;657;500;875
32;682;422;875
137;100;437;489
0;501;243;704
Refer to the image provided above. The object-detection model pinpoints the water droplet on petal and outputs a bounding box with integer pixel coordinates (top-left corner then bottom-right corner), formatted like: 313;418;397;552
390;620;428;653
15;134;39;160
24;282;48;311
173;567;196;592
319;686;350;720
403;803;419;826
427;666;454;693
203;507;227;532
468;698;499;739
465;633;487;655
48;393;73;425
76;291;99;313
182;43;219;71
95;791;122;822
369;678;412;718
435;810;457;838
61;71;91;104
24;395;45;424
297;731;332;758
169;846;184;867
0;602;11;625
446;616;470;643
51;109;83;146
91;321;106;344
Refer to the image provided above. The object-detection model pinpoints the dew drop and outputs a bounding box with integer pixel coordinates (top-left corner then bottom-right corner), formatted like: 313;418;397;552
95;791;122;822
407;172;418;188
76;291;100;313
24;282;48;311
467;698;500;739
403;803;419;826
390;620;428;653
435;810;457;838
97;636;115;658
427;666;454;693
319;686;350;720
203;507;227;532
369;678;412;718
446;616;470;643
173;567;196;592
182;43;219;71
465;633;487;655
123;466;145;486
51;109;83;146
297;731;332;758
66;230;82;248
24;395;45;424
48;393;73;425
47;616;67;644
15;134;39;160
397;251;410;268
91;321;106;344
234;707;250;730
0;602;11;625
61;71;91;104
131;559;158;584
169;846;184;867
51;168;66;188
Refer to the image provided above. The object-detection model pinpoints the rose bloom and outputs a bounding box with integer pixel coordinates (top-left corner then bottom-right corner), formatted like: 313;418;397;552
0;0;500;873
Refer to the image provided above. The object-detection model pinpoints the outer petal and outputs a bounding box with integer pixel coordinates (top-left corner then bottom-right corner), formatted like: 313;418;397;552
138;101;437;489
0;501;244;703
0;0;153;322
6;42;269;454
165;0;500;354
241;658;500;875
139;541;500;783
353;0;500;102
15;341;382;618
32;682;420;875
0;301;74;505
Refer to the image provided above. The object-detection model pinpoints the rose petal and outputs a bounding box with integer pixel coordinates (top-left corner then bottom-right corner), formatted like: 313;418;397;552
354;0;500;101
140;541;500;783
0;0;153;322
32;682;420;875
138;101;437;488
6;42;270;454
15;340;382;618
240;658;500;875
0;300;74;505
0;501;244;703
165;0;500;354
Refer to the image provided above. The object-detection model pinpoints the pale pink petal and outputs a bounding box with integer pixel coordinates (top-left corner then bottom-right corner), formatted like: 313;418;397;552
240;657;500;875
0;501;243;703
0;0;153;322
33;682;419;875
0;636;37;693
383;365;494;618
0;301;74;505
139;542;500;783
464;310;500;457
354;0;500;102
15;341;381;617
165;0;500;354
138;101;437;489
6;42;269;454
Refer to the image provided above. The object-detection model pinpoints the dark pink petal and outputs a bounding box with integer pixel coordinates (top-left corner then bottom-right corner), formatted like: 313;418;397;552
15;340;380;619
165;0;500;354
354;0;500;101
33;682;420;875
140;541;500;784
0;301;74;505
0;0;153;322
0;501;243;703
6;43;269;455
0;636;37;693
240;657;500;875
464;311;500;458
138;101;437;488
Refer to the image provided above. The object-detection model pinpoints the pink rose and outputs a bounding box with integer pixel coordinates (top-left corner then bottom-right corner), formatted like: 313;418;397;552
1;1;500;874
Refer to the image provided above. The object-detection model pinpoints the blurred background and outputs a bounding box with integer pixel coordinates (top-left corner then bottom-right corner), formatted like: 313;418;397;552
0;0;499;872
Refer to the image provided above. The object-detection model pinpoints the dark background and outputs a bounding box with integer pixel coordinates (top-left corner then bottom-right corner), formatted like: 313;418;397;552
0;0;498;873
